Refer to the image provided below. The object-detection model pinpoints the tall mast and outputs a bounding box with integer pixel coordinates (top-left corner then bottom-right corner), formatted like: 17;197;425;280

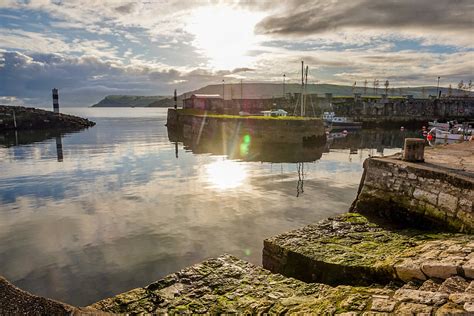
301;61;304;116
240;79;243;111
301;61;304;86
304;65;309;117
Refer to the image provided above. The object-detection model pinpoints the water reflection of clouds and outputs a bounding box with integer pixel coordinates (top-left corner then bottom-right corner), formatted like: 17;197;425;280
0;138;180;204
0;109;408;306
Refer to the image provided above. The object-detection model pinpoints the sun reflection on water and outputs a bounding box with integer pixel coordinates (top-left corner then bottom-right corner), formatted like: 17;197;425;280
205;159;248;190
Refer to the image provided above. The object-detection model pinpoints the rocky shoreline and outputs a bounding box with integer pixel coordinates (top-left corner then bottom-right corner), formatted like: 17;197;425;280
0;105;95;132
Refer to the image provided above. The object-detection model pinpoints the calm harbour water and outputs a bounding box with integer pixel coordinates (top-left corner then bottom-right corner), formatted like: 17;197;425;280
0;108;410;306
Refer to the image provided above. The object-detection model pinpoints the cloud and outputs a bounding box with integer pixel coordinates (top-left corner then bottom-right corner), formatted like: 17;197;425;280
0;0;472;105
0;50;250;106
255;0;474;47
255;0;473;34
114;2;137;14
231;67;255;74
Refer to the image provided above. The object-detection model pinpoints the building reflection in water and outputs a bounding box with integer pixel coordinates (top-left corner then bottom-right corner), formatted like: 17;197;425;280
168;123;425;195
167;123;324;195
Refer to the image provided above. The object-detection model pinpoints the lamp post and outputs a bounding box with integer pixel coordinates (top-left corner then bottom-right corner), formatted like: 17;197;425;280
283;73;286;98
222;79;225;101
437;76;441;99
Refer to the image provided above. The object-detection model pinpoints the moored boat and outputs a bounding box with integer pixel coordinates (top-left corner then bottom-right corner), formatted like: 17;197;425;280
429;126;473;141
428;120;462;130
323;112;362;130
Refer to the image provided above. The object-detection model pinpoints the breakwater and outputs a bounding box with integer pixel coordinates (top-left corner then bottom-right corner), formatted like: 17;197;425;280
167;108;326;146
0;105;95;132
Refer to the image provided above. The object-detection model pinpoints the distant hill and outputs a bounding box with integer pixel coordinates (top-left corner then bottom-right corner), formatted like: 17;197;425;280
92;84;470;108
91;95;170;107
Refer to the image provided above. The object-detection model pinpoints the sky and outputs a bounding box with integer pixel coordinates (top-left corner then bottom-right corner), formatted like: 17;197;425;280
0;0;473;106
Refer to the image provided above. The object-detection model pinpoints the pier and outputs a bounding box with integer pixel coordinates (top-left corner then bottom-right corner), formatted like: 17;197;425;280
167;108;327;146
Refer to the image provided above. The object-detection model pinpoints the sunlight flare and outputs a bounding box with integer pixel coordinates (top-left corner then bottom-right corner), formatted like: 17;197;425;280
186;5;264;70
205;159;248;190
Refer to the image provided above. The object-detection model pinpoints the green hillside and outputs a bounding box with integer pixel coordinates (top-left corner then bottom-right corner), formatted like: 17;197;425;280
91;95;170;107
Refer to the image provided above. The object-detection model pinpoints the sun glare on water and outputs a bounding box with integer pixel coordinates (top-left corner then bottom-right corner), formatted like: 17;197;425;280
187;5;263;70
205;159;248;190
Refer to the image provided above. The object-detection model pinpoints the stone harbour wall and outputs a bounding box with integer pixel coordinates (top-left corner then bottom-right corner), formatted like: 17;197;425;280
167;109;326;145
354;157;473;233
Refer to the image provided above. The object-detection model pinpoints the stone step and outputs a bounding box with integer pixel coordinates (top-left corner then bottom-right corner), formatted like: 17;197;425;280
403;276;473;294
263;213;473;286
90;254;472;314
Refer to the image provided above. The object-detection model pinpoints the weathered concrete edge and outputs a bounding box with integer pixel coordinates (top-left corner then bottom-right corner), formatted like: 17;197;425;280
262;237;397;286
371;156;473;188
0;276;106;315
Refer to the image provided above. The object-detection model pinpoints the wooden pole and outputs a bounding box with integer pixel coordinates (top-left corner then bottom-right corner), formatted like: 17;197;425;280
12;110;17;129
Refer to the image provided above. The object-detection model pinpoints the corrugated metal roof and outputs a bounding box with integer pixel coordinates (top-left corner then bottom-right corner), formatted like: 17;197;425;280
192;94;222;99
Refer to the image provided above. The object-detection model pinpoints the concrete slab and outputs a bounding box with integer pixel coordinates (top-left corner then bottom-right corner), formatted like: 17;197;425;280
263;213;473;286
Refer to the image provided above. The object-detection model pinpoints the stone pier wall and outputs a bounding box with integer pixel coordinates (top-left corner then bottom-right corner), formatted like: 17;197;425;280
354;156;473;233
167;109;326;145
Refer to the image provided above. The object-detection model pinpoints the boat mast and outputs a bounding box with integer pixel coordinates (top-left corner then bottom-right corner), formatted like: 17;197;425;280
301;61;304;117
304;65;308;117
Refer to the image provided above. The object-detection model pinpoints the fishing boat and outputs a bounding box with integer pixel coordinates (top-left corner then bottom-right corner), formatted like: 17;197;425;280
428;120;462;130
323;112;362;130
428;123;473;141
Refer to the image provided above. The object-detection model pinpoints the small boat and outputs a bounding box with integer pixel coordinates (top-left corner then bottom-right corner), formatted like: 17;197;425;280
428;120;462;130
326;131;348;141
261;109;288;117
429;125;473;141
323;112;362;130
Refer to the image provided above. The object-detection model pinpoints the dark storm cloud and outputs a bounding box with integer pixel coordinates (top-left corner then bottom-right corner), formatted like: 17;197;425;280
0;50;249;106
254;0;474;35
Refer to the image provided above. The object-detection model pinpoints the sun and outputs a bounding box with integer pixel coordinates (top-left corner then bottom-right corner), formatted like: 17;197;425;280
186;5;264;70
